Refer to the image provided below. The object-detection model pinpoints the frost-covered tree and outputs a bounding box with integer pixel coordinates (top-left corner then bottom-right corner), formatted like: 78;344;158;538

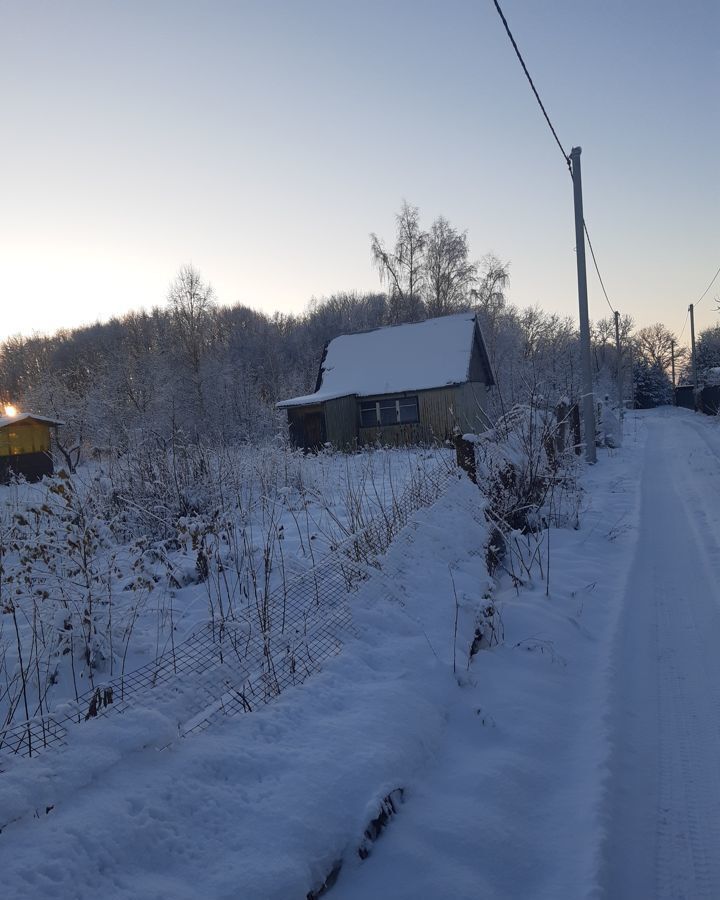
695;324;720;379
370;201;427;324
633;358;673;408
424;217;477;317
167;265;216;421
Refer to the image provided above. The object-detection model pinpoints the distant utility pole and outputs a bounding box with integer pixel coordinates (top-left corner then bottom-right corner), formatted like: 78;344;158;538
689;303;698;398
671;339;676;389
614;309;623;418
570;147;596;464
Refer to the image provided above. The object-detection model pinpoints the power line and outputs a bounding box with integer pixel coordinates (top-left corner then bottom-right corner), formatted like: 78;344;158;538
679;307;690;342
694;264;720;308
492;1;616;318
679;265;720;347
491;0;617;317
491;0;571;171
583;221;616;316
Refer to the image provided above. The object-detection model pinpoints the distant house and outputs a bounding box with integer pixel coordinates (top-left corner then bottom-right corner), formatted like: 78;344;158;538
0;411;64;482
277;313;495;450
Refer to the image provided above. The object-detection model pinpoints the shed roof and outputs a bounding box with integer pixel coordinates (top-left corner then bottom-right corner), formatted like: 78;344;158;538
0;413;65;430
277;312;494;408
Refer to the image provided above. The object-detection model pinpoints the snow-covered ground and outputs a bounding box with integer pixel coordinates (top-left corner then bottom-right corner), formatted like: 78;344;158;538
600;409;720;899
0;444;450;735
2;410;720;898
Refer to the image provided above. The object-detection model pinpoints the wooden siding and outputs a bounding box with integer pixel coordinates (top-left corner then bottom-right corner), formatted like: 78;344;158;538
286;404;325;450
285;395;358;450
285;381;492;450
324;395;358;448
358;421;436;446
356;383;490;446
455;382;491;433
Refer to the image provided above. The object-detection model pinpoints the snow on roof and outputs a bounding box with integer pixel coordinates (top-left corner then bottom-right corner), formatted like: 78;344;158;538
278;313;491;408
0;412;65;429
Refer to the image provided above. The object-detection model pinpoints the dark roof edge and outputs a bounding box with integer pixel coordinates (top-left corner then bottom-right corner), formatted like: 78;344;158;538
471;316;496;387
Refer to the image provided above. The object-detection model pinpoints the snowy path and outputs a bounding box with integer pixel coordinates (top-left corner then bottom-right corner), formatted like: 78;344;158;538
601;413;720;899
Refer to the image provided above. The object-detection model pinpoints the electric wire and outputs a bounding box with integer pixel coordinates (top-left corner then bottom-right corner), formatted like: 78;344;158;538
693;264;720;309
583;221;616;316
679;307;690;342
491;0;617;318
491;0;571;171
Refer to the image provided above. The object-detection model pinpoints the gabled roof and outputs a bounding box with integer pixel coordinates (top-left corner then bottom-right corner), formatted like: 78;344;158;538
277;312;494;408
0;413;65;430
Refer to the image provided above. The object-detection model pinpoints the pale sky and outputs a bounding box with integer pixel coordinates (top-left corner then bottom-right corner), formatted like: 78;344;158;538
1;0;718;347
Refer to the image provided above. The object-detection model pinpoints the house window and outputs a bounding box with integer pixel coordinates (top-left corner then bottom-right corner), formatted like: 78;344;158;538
359;397;419;427
378;399;397;426
359;402;377;428
398;398;419;423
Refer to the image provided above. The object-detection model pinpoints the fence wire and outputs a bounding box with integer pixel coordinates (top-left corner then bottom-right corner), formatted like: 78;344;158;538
0;464;454;763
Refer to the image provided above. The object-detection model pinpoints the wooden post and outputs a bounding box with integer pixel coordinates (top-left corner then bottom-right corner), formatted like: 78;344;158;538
570;403;582;455
671;339;676;389
570;147;597;464
555;400;568;456
455;435;477;483
690;303;698;408
614;310;623;420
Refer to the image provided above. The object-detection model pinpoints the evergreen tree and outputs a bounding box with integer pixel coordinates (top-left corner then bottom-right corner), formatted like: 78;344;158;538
633;358;673;408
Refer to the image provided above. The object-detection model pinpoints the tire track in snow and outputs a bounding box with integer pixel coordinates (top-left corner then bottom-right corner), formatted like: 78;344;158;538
601;416;720;899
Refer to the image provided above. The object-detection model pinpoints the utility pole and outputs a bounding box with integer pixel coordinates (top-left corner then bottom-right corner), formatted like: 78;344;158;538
671;339;676;389
570;147;596;463
689;303;698;406
614;309;623;418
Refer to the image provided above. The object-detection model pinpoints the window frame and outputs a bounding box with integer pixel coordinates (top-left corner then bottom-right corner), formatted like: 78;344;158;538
358;396;419;428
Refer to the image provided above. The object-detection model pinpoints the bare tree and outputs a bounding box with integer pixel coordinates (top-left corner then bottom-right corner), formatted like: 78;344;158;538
424;217;477;317
370;201;427;323
472;254;510;316
470;254;511;370
167;264;216;418
635;322;685;374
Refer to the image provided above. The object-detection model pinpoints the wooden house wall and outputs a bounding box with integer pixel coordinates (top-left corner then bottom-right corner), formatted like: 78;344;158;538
285;381;492;450
356;383;490;446
286;397;357;450
324;395;359;448
418;386;464;439
454;382;491;433
286;405;323;449
0;421;52;457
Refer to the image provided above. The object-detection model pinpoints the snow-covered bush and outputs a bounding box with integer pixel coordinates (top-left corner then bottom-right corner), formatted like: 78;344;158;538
469;399;581;580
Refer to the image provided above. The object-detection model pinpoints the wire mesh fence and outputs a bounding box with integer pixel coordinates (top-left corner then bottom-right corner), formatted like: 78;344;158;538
0;462;455;764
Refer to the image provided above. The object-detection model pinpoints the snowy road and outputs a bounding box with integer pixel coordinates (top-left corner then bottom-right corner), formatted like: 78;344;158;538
601;412;720;899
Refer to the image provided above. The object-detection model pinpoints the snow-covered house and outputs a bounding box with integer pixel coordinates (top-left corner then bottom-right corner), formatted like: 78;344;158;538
277;313;495;449
0;410;64;482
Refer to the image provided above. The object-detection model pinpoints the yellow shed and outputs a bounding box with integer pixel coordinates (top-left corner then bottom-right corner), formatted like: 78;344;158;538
0;411;64;482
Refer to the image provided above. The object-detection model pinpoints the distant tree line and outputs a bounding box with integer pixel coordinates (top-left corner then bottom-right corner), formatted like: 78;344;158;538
0;202;701;453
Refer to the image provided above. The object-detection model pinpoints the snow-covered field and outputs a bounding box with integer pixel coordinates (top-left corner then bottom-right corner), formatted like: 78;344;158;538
0;443;450;744
1;410;719;899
